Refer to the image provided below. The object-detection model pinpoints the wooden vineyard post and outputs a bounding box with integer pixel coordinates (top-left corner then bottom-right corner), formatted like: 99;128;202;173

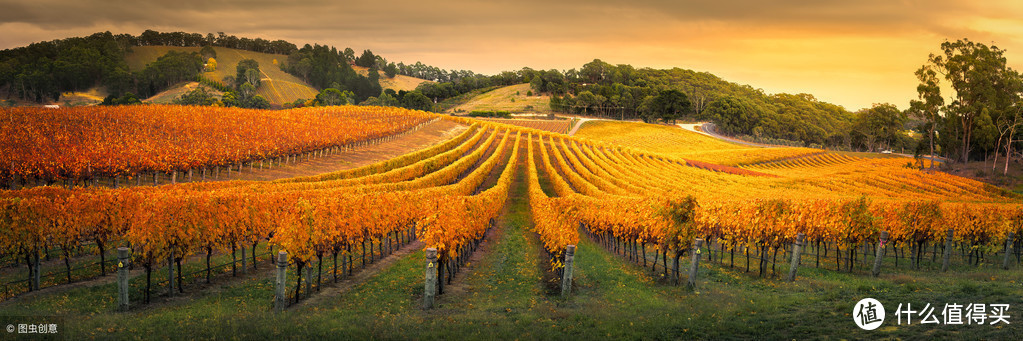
872;231;888;277
687;239;704;289
942;229;954;272
241;247;248;275
167;250;175;296
787;233;805;282
304;262;313;297
561;245;576;296
1003;232;1015;270
424;248;438;309
117;247;131;311
31;252;40;291
274;251;287;313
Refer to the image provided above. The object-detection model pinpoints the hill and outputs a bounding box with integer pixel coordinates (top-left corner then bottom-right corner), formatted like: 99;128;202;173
126;46;318;105
55;88;109;106
143;81;222;104
352;66;431;92
448;84;551;114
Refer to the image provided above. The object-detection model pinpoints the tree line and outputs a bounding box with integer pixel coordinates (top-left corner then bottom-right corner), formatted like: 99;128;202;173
0;30;463;107
524;59;863;149
910;39;1022;169
281;44;381;103
0;32;132;102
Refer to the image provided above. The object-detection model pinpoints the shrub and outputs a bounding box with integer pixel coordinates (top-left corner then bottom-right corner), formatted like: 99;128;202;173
467;110;512;118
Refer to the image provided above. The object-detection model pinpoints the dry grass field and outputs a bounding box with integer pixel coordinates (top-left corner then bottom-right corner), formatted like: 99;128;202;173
352;66;432;92
449;83;551;114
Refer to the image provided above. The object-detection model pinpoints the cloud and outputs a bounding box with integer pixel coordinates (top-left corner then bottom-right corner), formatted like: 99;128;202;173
1;0;1022;110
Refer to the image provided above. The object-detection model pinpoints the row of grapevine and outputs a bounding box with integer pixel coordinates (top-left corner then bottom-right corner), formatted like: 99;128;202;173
522;128;1022;276
0;122;516;300
745;152;854;169
0;106;433;186
476;118;572;134
420;131;521;281
526;134;579;267
279;124;480;183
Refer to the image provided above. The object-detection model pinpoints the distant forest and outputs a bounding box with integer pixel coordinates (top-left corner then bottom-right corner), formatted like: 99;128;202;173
0;30;474;106
531;60;861;149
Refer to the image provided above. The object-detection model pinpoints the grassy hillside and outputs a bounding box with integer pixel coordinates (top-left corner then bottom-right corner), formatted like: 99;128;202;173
56;88;108;106
144;81;224;104
576;120;821;166
126;46;318;105
449;84;551;114
352;66;431;92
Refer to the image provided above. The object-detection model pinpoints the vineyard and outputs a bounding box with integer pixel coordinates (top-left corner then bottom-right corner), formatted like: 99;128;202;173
0;105;433;188
254;79;320;105
575;120;823;166
0;107;1020;338
475;118;572;134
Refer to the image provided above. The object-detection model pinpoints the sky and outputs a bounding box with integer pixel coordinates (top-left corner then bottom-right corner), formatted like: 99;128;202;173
1;0;1022;111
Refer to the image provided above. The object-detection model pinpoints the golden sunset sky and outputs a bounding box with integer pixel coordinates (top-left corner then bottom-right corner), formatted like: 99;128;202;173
1;0;1022;111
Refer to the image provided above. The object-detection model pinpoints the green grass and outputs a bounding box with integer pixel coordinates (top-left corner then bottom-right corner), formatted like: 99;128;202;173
2;166;1021;339
352;66;431;92
450;84;551;114
438;85;502;112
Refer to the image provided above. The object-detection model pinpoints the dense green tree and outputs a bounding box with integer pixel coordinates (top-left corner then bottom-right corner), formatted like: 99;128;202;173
235;59;259;87
283;44;380;102
909;64;944;167
580;59;611;83
343;48;356;63
384;62;398;78
701;96;761;134
650;89;691;124
379;92;401;107
103;67;133;97
315;88;353;106
101;92;141;105
851;103;907;152
136;50;204;97
244;68;261;87
992;71;1023;173
220;91;240;107
530;76;543;94
575;91;598;115
173;87;217;106
239;82;255;100
401;91;432;111
245;95;270;109
199;46;216;60
638;95;657;123
926;39;1017;162
355;50;376;68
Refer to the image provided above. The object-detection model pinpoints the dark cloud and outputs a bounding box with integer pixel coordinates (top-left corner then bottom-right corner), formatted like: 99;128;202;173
1;0;1020;110
0;0;996;46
